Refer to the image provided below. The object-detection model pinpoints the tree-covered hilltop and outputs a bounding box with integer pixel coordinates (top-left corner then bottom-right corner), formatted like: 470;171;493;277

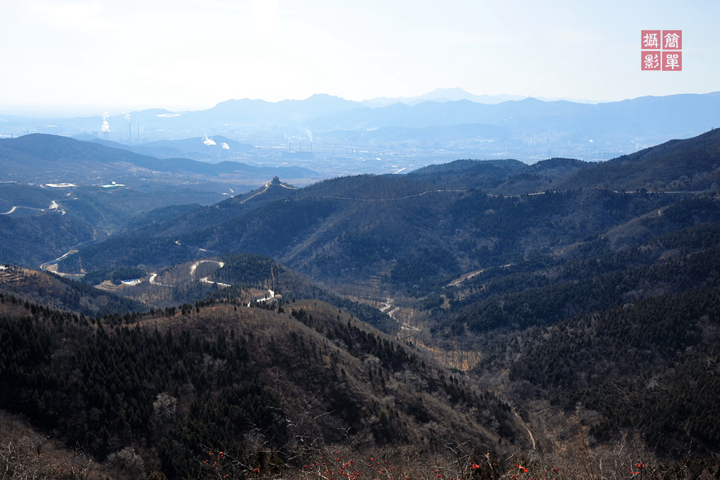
555;128;720;193
0;265;147;316
81;267;147;286
208;253;397;333
0;294;524;480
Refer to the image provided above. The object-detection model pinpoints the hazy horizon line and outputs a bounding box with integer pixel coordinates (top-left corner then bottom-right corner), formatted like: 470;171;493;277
1;89;718;119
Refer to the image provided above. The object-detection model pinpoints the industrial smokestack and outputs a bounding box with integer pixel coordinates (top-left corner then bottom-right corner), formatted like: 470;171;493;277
102;112;110;133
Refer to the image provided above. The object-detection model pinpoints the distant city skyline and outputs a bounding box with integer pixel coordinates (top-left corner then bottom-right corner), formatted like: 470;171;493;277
1;0;718;115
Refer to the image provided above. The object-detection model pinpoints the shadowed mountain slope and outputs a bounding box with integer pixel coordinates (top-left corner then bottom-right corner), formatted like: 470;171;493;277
0;287;528;480
554;128;720;192
0;265;146;315
61;176;683;296
122;178;300;238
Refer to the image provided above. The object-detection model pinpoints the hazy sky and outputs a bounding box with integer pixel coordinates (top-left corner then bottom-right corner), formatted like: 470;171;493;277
1;0;718;114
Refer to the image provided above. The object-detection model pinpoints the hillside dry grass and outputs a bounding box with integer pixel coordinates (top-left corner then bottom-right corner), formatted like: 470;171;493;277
0;411;115;480
2;416;717;480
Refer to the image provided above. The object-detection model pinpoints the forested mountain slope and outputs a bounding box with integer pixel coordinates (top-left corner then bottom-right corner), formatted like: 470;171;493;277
0;182;226;269
423;217;720;460
0;265;146;316
57;130;720;296
4;129;720;479
0;291;527;480
555;128;720;192
61;181;686;294
122;179;299;238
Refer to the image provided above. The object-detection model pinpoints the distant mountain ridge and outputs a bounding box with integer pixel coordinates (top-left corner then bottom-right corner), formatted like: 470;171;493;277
109;93;366;129
308;93;720;137
3;91;720;163
107;91;720;140
361;88;526;107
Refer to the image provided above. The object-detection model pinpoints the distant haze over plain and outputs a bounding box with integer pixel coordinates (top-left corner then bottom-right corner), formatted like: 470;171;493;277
3;91;718;176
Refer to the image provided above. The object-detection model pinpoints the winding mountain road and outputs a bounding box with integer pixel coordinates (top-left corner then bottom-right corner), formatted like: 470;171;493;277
189;259;225;281
2;200;66;216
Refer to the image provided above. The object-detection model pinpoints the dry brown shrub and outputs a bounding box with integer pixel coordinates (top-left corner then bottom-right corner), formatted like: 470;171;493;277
0;412;108;480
